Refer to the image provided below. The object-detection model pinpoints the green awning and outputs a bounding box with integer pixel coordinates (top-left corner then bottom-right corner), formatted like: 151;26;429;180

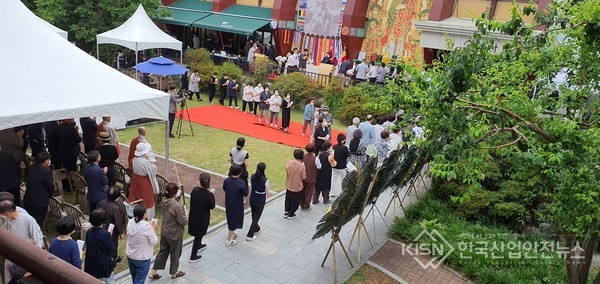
193;14;270;35
194;5;272;35
161;3;273;35
160;0;212;26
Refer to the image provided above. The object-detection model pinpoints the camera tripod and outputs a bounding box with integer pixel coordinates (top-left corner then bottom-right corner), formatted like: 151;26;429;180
175;99;194;138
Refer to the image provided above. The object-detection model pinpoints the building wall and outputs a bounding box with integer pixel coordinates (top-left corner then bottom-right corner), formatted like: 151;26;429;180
361;0;433;65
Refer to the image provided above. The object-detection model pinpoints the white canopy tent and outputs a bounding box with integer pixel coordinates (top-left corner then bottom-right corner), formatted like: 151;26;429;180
1;0;173;175
96;4;183;64
40;18;68;40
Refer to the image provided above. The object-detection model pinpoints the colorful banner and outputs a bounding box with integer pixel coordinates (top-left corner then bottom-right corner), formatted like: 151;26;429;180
362;0;432;64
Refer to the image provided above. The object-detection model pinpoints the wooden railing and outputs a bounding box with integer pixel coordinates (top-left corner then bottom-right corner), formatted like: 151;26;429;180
0;227;99;284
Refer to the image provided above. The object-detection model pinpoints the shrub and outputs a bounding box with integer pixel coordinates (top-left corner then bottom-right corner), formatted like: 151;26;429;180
338;84;391;122
253;57;276;84
184;48;214;89
391;192;567;284
212;62;243;81
272;72;320;108
323;83;345;116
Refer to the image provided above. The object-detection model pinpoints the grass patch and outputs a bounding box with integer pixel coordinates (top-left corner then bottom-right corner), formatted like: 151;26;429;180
117;94;345;192
45;192;226;273
390;192;568;284
346;264;399;284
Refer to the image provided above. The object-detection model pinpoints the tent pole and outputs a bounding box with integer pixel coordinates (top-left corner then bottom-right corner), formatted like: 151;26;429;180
96;44;99;60
180;52;183;64
136;43;139;80
165;120;170;177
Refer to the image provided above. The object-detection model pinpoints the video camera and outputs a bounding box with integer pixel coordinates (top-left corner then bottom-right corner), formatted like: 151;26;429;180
177;89;192;99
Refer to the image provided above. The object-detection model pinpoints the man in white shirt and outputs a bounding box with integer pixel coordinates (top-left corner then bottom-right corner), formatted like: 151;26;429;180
354;59;368;83
368;62;378;83
192;34;200;49
287;48;299;73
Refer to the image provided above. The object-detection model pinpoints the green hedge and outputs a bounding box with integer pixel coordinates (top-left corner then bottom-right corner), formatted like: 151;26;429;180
391;192;567;284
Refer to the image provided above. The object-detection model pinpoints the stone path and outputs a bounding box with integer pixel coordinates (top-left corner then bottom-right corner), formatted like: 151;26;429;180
116;177;420;283
115;149;470;284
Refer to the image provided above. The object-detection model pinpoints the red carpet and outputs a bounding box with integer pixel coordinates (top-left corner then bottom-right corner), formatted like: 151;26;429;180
178;105;341;148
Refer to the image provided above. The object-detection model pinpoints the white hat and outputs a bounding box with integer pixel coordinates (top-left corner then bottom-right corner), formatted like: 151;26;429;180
134;143;152;157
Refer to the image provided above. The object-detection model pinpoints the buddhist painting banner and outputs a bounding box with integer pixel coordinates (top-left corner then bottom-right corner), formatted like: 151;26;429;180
362;0;432;64
303;0;345;37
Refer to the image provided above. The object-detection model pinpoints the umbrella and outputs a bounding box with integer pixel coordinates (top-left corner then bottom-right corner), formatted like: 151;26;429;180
133;56;188;76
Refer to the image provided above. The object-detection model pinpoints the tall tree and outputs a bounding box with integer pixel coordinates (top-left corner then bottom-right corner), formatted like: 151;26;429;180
34;0;167;50
367;1;600;283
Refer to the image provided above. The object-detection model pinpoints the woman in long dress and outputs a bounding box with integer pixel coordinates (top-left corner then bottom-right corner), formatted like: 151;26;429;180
188;173;215;262
280;92;293;134
314;141;335;204
223;164;248;246
128;143;159;221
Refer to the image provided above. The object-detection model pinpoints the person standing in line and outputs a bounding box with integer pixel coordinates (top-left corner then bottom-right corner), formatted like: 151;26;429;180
376;63;387;85
246;162;268;241
188;70;201;101
354;59;369;83
126;205;158;284
85;208;116;284
330;134;350;197
367;62;378;83
252;82;264;116
23;151;54;227
300;143;317;210
247;43;258;73
284;149;306;219
180;70;189;91
229;137;249;190
192;34;200;49
79;117;98;154
127;127;154;169
314;141;336;204
97;132;119;186
348;129;367;169
44;121;61;168
0;128;24;163
223;164;248;246
373;117;386;143
268;89;282;128
286;48;299;73
57;118;81;172
302;99;315;137
358;114;376;147
228;75;240;109
313;118;330;154
49;216;83;269
0;151;21;208
347;117;360;144
258;86;271;123
168;84;186;138
219;73;229;106
188;173;215;262
376;130;391;166
280;92;293;134
149;183;188;280
97;186;124;263
96;116;120;157
242;81;255;113
129;143;159;221
311;103;322;143
85;150;109;212
299;49;308;71
208;72;218;103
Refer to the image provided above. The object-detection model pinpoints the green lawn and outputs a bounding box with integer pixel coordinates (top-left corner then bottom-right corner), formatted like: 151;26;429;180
117;93;346;192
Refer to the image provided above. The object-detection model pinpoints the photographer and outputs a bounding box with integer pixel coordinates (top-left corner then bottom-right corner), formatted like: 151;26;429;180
168;84;186;138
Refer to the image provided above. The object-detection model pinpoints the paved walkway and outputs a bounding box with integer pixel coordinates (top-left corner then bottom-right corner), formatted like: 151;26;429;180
116;178;421;283
115;150;470;284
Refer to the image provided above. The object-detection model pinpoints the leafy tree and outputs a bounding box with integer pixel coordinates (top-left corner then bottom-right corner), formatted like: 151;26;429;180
34;0;167;50
367;1;600;283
